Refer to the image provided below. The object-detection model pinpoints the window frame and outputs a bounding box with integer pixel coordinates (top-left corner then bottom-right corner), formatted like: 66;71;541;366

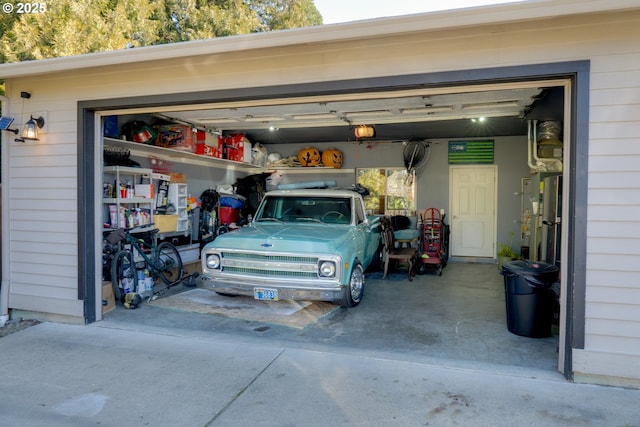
356;167;416;216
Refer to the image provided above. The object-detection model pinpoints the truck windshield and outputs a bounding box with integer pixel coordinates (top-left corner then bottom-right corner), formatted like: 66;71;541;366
256;196;352;224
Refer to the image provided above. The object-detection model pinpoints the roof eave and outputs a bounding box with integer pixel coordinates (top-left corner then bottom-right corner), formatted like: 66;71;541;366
1;0;638;79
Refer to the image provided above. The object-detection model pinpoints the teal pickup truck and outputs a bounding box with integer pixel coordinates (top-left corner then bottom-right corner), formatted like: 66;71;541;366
201;189;381;307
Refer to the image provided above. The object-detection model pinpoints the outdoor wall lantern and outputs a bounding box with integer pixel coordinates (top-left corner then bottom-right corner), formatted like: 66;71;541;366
19;115;45;141
0;91;46;142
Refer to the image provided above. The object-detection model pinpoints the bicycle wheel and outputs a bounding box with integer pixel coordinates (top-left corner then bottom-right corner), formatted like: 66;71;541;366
111;250;138;301
155;242;184;286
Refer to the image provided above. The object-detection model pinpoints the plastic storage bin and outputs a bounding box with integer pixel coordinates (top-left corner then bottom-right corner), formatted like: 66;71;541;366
501;260;559;338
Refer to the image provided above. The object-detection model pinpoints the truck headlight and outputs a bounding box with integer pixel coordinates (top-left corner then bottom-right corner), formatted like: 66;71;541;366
319;261;336;278
206;254;221;270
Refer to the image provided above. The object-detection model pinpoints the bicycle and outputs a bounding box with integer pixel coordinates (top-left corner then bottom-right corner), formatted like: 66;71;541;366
107;224;185;302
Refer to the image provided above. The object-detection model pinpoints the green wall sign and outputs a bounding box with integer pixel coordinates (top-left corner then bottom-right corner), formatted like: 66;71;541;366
448;140;494;164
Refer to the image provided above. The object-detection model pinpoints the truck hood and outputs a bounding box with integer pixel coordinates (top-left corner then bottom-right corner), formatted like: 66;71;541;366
207;223;351;254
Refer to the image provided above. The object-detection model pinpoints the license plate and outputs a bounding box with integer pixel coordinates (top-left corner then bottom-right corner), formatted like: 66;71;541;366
254;287;278;301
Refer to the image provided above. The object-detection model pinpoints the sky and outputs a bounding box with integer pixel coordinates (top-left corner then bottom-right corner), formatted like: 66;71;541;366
314;0;525;24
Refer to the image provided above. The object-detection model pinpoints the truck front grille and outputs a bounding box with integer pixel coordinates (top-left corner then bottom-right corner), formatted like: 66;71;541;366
220;252;320;279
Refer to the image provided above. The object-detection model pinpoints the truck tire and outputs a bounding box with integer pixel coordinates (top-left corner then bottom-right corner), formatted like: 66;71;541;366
340;263;364;307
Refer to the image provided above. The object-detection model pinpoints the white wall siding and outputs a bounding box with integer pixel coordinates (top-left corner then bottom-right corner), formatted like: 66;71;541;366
580;27;640;381
6;90;82;317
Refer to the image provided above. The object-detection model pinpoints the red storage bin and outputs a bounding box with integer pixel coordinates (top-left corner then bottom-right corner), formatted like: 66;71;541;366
219;207;239;224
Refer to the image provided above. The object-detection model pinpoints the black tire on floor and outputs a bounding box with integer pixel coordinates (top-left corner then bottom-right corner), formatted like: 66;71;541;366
111;250;138;302
340;263;364;308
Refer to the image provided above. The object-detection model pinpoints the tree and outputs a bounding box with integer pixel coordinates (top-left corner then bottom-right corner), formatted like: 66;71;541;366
0;0;323;63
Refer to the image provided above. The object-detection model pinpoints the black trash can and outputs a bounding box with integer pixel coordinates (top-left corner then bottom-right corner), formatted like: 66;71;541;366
501;260;559;338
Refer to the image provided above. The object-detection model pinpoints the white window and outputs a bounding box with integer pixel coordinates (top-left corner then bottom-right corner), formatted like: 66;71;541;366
356;168;416;216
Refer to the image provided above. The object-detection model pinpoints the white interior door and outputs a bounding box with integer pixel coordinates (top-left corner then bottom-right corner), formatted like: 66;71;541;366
449;165;497;258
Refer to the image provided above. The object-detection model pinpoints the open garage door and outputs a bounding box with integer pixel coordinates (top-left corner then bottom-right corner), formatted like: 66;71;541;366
84;69;581;379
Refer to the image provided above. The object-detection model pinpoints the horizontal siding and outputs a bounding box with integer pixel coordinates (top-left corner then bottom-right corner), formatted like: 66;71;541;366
584;27;640;366
587;237;640;256
588;205;640;222
573;349;640;384
586;319;640;339
586;270;639;288
587;302;640;323
10;281;78;299
586;254;640;272
588;188;640;205
587;285;640;304
588;221;640;239
582;335;640;355
588;172;640;186
8;294;83;318
6;91;81;318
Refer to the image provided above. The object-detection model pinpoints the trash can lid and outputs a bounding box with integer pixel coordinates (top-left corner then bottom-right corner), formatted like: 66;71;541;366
502;260;559;278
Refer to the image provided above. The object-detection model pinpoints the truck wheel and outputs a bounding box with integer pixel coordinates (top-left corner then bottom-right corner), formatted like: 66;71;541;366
340;263;364;307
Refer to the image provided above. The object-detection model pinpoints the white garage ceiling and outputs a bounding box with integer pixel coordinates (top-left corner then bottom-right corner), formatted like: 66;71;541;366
152;85;564;144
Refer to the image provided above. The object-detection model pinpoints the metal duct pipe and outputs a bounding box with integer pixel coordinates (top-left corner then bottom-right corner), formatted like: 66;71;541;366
527;119;563;172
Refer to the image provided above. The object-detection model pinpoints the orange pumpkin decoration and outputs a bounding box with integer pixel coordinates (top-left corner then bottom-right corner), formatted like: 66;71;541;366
298;147;321;167
322;148;343;168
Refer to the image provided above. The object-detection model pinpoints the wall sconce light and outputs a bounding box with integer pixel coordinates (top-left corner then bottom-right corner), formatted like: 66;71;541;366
1;92;46;142
355;125;375;139
19;115;45;141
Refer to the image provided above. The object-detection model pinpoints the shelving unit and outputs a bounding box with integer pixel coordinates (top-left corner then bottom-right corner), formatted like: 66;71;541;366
103;137;355;174
267;167;355;174
103;137;261;172
168;183;189;232
103;166;154;230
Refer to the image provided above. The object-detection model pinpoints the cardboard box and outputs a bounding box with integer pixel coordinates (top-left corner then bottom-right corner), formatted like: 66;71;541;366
195;143;219;157
223;135;252;162
102;282;116;314
155;214;178;232
155;124;195;152
195;133;222;157
196;130;206;143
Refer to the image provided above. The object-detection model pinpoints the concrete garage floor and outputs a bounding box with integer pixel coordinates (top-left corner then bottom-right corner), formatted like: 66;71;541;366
101;261;560;375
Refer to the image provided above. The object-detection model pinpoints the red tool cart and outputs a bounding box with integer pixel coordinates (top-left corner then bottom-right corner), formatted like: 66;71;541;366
418;208;449;276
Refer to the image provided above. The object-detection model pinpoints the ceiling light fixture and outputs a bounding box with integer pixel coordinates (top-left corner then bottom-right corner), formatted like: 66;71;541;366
471;117;486;123
355;125;375;139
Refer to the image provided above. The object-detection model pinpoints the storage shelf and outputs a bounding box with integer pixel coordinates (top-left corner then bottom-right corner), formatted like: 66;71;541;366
104;137;354;174
103;197;153;204
104;137;261;172
267;167;354;174
103;166;154;229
